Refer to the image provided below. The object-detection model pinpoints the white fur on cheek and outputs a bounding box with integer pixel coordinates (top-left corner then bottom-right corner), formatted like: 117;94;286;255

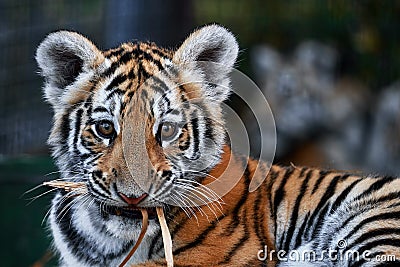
49;196;88;267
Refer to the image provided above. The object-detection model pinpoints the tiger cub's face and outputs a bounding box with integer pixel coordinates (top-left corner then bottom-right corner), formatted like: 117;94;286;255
36;25;238;238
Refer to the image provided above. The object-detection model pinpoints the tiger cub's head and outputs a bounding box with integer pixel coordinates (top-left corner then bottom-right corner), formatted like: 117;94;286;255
36;25;238;237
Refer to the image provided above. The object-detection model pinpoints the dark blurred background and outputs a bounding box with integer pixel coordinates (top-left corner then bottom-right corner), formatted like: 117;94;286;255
0;1;399;266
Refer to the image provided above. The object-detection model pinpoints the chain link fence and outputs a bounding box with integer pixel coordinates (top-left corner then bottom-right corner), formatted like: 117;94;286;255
0;0;193;156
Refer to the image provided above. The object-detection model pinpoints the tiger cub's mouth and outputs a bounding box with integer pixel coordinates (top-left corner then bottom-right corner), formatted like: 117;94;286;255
101;204;157;220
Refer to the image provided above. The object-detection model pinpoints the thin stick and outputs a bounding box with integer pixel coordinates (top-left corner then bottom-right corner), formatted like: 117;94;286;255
157;207;174;267
119;209;149;267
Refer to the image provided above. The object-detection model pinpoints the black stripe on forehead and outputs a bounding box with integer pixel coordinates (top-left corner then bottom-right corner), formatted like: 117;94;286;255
148;76;170;94
127;68;136;80
151;47;170;58
104;46;125;58
106;88;124;100
103;46;165;78
101;61;120;78
165;108;180;116
105;74;127;91
138;61;152;82
101;49;137;78
101;43;169;81
141;50;164;70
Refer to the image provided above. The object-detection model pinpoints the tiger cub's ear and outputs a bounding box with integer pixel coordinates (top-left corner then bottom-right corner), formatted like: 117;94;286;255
36;31;104;107
173;24;239;101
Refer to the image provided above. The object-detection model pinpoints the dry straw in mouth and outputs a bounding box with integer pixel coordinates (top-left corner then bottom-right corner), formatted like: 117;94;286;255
44;180;174;267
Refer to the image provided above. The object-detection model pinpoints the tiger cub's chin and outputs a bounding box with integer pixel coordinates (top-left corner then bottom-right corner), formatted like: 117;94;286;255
98;206;160;241
100;211;160;241
52;192;159;241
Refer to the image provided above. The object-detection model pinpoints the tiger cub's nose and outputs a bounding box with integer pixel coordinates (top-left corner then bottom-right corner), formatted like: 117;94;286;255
118;192;148;205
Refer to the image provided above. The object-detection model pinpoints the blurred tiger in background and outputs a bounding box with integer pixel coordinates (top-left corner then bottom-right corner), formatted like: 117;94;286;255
252;41;400;177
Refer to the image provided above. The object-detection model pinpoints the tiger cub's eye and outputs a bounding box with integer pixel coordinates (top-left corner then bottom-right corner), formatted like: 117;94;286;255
96;120;115;138
160;122;178;141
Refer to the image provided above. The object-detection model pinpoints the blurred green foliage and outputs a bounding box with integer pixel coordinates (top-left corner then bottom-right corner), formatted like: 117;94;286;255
0;157;57;266
194;0;400;89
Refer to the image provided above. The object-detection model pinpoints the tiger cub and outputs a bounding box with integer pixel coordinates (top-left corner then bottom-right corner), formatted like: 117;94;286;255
36;25;400;266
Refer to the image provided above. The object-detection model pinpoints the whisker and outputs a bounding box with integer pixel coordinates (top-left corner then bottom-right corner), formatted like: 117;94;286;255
44;170;81;176
22;183;49;198
53;188;89;223
170;193;193;216
173;187;209;219
41;207;52;226
169;194;191;218
170;193;198;221
174;183;223;220
180;184;222;206
74;194;92;214
56;193;86;222
176;185;217;220
176;178;224;205
25;188;59;205
183;169;219;181
86;197;97;212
